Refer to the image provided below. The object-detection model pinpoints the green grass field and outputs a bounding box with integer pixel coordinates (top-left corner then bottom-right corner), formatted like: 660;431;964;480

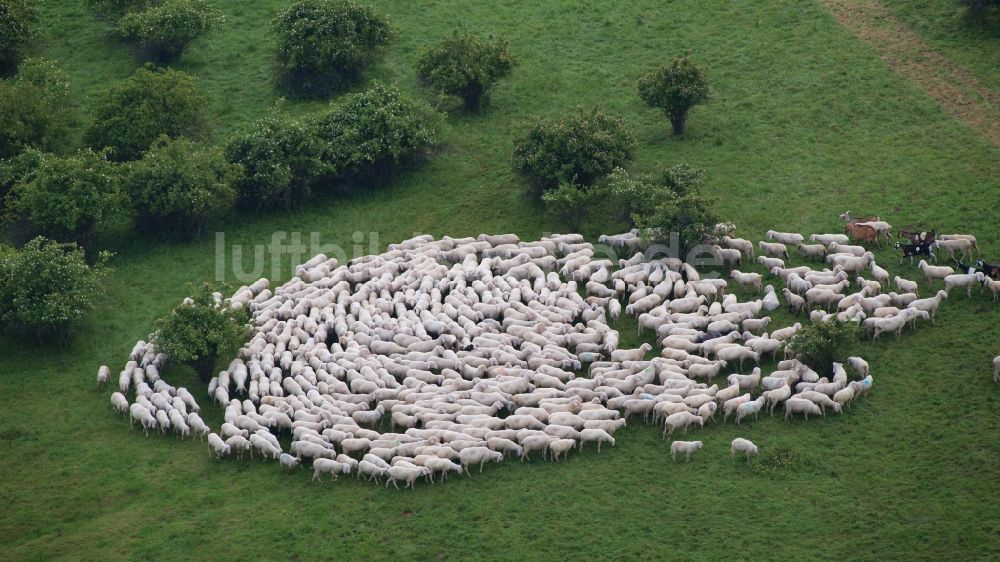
2;1;1000;559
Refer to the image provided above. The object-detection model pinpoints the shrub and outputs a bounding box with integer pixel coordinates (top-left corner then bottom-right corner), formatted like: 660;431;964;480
416;31;516;111
126;137;236;239
0;0;39;76
513;108;634;195
540;182;601;232
152;283;250;381
86;66;208;162
786;320;859;376
8;149;124;246
118;0;225;63
224;112;323;209
87;0;150;22
961;0;1000;11
0;58;76;159
272;0;394;96
0;236;112;343
637;56;710;135
314;82;439;184
632;169;720;258
0;148;44;212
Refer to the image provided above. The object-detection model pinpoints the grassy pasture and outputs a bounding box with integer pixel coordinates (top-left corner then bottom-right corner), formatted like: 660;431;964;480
2;0;999;560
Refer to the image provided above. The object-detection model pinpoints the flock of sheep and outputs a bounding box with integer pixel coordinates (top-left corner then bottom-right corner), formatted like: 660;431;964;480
98;222;992;487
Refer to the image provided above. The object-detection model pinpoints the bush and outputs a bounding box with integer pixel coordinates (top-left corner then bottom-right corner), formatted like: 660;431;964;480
0;0;39;76
0;148;44;212
86;66;208;162
0;236;112;343
153;283;250;381
225;112;323;210
272;0;394;96
962;0;1000;11
631;168;719;258
786;320;859;376
637;56;709;135
8;150;124;246
87;0;150;22
540;182;602;232
0;58;76;159
126;137;236;239
118;0;225;63
513;108;634;195
314;82;439;184
416;31;516;111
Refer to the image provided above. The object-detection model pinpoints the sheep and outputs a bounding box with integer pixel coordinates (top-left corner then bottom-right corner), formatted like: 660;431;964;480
894;276;919;295
697;402;717;424
783;398;822;420
730;438;758;462
906;290;948;323
762;384;791;416
110;392;129;414
944;272;984;297
833;386;855;409
549;438;577;461
917;260;953;284
458;447;504;474
767;230;804;246
810;233;849;245
847;356;869;378
994;356;1000;383
207;433;230;459
386;465;429;489
730;270;762;292
722;236;754;258
722;394;751;421
758;241;790;260
728;370;761;391
932;239;974;261
758;256;785;270
579;428;616;453
983;278;1000;302
670;440;703;462
610;343;652;362
423;457;463;482
278;453;301;472
312;458;352;482
782;288;806;315
735;396;766;425
97;365;110;389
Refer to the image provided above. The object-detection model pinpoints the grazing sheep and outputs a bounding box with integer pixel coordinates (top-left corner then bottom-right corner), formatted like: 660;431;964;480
783;398;822;420
847;356;869;378
458;447;504;474
110;392;129;414
207;433;230;459
278;453;300;472
993;356;1000;383
917;260;953;284
731;438;758;461
943;272;984;297
758;241;790;260
894;276;919;295
730;270;762;292
670;440;703;462
579;428;616;453
735;396;766;425
766;230;804;246
312;458;352;482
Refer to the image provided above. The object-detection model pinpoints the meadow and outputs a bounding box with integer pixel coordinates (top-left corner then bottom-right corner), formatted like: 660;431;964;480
2;0;999;559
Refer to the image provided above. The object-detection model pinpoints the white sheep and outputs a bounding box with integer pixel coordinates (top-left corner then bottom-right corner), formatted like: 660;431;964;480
730;270;762;292
917;260;953;284
735;396;766;425
312;458;352;482
847;356;869;378
894;276;919;295
207;433;230;459
783;398;822;420
670;440;703;462
579;428;616;453
278;453;301;472
994;356;1000;383
730;437;758;461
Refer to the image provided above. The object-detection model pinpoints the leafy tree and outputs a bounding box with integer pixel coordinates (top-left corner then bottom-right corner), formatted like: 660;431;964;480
608;164;707;226
0;58;77;159
153;283;251;381
540;182;601;232
224;112;323;209
632;170;720;259
0;236;112;344
416;31;516;111
271;0;394;96
126;137;236;239
0;0;39;76
86;0;150;22
86;66;208;162
314;82;440;184
787;320;859;376
513;107;634;195
118;0;225;63
637;56;710;135
8;149;124;247
0;148;44;211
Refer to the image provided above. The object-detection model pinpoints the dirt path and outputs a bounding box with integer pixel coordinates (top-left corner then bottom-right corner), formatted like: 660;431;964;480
822;0;1000;146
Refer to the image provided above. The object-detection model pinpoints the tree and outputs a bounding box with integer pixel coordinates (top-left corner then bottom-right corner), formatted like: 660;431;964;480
224;112;324;210
0;236;112;344
540;182;602;232
0;148;43;212
0;0;39;76
152;283;251;381
126;137;237;239
118;0;225;63
314;82;440;185
0;58;77;159
631;166;719;259
271;0;394;96
637;56;710;135
416;31;516;111
512;108;634;195
86;66;208;162
8;149;124;247
787;320;859;376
